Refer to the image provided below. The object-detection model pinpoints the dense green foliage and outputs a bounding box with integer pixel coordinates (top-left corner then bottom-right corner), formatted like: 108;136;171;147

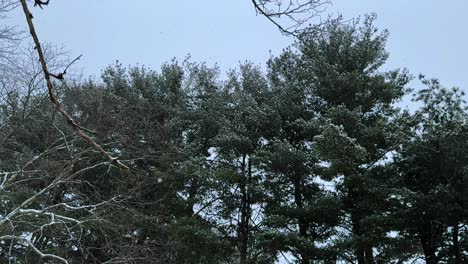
0;17;467;263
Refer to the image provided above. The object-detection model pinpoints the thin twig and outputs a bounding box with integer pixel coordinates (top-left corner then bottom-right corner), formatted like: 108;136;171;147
251;0;331;36
251;0;295;36
0;235;69;264
63;54;82;74
49;54;82;80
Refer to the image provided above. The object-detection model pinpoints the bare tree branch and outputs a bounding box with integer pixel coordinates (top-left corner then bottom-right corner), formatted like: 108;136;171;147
18;0;129;170
251;0;331;36
0;235;69;264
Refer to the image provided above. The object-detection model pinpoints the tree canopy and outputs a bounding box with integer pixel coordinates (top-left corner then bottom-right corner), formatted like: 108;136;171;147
0;2;467;264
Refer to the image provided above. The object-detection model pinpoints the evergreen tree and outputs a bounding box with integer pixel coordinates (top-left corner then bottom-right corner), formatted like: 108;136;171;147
272;15;411;262
260;49;341;263
394;77;468;263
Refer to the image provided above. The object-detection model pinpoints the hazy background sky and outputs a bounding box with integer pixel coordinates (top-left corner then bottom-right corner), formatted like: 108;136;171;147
5;1;468;95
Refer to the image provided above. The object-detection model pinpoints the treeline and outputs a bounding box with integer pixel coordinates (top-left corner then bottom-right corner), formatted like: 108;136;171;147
0;17;467;264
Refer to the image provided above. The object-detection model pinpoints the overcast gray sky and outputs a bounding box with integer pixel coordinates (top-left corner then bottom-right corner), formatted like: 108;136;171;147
6;1;468;93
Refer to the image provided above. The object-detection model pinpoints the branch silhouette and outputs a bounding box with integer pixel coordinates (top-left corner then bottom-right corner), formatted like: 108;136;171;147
19;0;129;170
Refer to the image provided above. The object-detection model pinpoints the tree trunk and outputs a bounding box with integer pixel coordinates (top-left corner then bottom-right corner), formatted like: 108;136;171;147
419;223;437;264
453;223;462;263
351;212;371;264
346;176;374;264
292;177;310;264
364;245;374;263
349;190;365;264
185;178;198;216
238;154;251;264
355;234;365;264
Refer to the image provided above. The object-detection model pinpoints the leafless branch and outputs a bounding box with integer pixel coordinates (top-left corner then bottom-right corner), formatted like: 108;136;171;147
0;235;69;264
251;0;331;36
0;160;108;227
49;54;82;80
18;0;129;170
43;196;118;212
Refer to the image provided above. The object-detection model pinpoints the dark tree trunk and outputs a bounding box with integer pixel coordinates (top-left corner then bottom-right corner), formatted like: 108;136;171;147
185;178;199;216
356;250;365;264
419;223;437;264
351;210;373;264
346;175;375;264
364;245;374;263
453;223;462;264
348;188;365;264
292;176;310;264
238;154;252;264
355;232;365;264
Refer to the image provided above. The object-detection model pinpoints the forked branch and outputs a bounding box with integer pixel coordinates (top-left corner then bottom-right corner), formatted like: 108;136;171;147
251;0;331;36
